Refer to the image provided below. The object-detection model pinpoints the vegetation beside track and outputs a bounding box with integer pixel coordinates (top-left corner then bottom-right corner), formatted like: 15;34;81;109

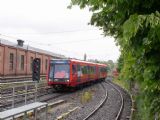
113;79;130;92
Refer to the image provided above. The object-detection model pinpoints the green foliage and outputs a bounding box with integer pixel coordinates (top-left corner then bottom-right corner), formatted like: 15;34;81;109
117;54;123;72
69;0;160;119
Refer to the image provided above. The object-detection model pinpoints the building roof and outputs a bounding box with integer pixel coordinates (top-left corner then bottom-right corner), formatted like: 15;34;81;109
0;37;66;58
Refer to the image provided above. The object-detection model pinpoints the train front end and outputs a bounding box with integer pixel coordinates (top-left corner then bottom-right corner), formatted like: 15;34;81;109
47;59;71;90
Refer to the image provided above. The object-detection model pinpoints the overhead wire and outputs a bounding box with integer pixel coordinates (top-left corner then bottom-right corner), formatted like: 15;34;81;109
0;33;107;59
0;29;98;35
25;40;105;58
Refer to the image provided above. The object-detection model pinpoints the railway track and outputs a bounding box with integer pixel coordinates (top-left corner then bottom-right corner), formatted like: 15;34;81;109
106;81;124;120
82;82;108;120
81;81;124;120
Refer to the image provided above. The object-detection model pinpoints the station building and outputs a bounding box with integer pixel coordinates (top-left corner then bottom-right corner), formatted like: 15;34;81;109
0;38;65;82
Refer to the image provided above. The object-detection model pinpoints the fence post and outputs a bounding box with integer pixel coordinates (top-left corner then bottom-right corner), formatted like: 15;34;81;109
35;82;38;102
12;86;15;108
45;104;48;120
25;83;27;105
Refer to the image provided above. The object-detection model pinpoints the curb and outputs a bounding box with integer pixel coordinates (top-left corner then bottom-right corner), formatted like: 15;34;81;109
14;100;65;119
56;107;80;120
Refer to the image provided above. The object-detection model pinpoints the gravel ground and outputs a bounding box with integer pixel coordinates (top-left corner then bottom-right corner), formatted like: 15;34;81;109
61;81;131;120
64;83;106;120
44;82;106;120
3;81;131;120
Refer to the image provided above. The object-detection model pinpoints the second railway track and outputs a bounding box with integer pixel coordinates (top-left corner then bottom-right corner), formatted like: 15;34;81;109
81;81;124;120
106;81;124;120
82;82;108;120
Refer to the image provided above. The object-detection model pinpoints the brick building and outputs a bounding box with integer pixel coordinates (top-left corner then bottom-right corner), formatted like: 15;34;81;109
0;38;65;82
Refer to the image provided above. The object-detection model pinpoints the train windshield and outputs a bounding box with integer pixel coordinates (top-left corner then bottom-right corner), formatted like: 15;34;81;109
49;64;70;79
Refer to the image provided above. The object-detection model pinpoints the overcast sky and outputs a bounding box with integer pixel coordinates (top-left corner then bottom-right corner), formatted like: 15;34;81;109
0;0;120;62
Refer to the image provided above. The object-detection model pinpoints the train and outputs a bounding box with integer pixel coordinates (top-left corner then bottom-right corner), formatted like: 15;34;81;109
47;59;107;90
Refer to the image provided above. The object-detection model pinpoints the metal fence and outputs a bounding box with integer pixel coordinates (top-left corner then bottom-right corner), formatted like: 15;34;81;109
0;81;38;111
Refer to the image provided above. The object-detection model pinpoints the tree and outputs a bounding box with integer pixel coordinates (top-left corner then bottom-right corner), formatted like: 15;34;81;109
69;0;160;119
105;60;114;74
117;54;123;73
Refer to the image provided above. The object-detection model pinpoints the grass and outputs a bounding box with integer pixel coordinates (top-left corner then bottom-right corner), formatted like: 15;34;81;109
80;91;93;104
112;78;130;92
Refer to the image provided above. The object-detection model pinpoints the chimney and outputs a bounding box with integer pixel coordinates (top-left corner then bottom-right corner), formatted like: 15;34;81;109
17;39;24;47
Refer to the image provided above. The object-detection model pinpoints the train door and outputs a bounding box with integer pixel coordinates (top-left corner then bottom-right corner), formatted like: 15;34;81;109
72;64;78;84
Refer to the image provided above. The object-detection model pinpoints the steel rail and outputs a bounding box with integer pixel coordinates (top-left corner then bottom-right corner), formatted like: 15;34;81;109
82;81;124;120
82;82;108;120
106;81;124;120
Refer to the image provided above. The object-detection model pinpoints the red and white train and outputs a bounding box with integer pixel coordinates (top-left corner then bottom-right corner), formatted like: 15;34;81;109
47;59;107;90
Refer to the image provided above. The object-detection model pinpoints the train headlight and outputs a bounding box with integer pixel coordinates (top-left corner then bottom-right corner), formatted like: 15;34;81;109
66;79;69;82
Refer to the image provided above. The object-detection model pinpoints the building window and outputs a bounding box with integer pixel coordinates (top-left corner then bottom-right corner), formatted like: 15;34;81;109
9;53;14;71
45;59;48;70
20;55;24;70
30;57;34;71
0;51;2;62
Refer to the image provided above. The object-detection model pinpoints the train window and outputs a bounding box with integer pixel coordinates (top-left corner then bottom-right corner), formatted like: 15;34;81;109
81;66;84;74
54;64;70;78
92;66;95;74
72;65;77;74
100;67;107;73
88;66;91;74
77;65;80;71
100;67;103;72
9;53;14;71
85;66;88;74
88;66;95;74
81;66;88;74
77;65;82;77
105;68;107;72
100;67;102;72
94;66;96;73
91;66;94;74
20;55;24;70
90;66;92;74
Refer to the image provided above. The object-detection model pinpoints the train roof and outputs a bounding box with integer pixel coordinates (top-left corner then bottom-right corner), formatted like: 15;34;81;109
51;59;107;67
0;37;66;58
